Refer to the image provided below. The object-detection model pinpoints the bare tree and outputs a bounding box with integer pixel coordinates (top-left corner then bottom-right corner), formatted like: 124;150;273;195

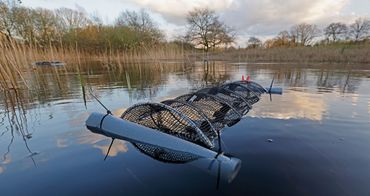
33;8;60;46
186;8;234;52
115;9;163;46
324;22;347;42
263;39;276;48
0;0;19;38
247;37;262;48
55;7;90;32
348;18;370;41
89;11;103;26
12;6;36;44
116;9;154;31
290;23;320;46
274;31;293;47
209;20;235;49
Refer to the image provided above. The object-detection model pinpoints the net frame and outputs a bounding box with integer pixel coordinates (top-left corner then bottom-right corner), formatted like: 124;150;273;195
175;92;242;128
197;86;252;115
222;82;262;105
238;80;267;94
161;99;218;141
120;80;266;149
121;102;213;148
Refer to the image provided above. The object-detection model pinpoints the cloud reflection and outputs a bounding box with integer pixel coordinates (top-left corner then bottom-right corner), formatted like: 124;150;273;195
249;90;326;121
56;138;69;148
78;131;128;157
368;99;370;120
112;108;127;117
0;155;11;175
54;110;130;158
351;95;359;106
2;156;11;164
93;140;128;157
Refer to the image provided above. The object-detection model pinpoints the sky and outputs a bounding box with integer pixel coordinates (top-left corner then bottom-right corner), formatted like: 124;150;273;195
22;0;370;45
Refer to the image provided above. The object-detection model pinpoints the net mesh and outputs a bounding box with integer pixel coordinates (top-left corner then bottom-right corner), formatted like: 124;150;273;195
175;92;242;128
197;86;251;115
132;142;201;163
222;82;261;105
121;81;266;148
161;99;218;140
121;103;212;147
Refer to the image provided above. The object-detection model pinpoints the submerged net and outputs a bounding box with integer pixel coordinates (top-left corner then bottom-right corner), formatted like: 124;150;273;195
132;142;202;163
121;81;266;149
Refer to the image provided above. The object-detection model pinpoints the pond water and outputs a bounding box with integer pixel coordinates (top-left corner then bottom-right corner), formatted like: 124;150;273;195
1;62;370;196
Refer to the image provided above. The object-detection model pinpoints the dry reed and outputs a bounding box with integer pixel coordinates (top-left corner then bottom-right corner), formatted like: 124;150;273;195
0;39;189;91
1;38;369;91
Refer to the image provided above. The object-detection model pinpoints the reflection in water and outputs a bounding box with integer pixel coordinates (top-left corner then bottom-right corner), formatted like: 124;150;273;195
0;154;11;175
93;140;128;157
1;62;370;194
87;119;241;186
1;62;368;164
351;94;359;106
368;99;370;120
250;90;326;120
56;138;68;148
0;90;38;168
315;69;362;94
112;108;127;116
130;141;241;186
77;131;128;157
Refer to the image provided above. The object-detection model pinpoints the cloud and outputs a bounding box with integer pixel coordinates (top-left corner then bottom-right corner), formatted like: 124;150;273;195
129;0;351;35
129;0;234;24
225;0;351;35
23;0;368;39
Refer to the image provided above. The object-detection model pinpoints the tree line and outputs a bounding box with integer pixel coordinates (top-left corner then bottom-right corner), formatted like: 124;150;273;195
248;19;370;49
0;1;237;52
1;1;369;52
0;1;165;51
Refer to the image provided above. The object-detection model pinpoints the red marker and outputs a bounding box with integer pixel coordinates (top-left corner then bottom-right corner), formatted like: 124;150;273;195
247;75;250;81
242;75;245;81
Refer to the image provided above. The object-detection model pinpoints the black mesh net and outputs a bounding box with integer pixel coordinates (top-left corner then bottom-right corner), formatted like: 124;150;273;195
121;103;212;148
132;142;201;164
222;82;261;105
197;86;251;115
237;81;267;94
161;99;218;140
175;92;242;128
121;81;265;148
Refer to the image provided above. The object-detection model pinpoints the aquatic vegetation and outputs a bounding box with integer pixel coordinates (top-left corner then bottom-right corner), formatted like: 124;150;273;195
0;37;189;91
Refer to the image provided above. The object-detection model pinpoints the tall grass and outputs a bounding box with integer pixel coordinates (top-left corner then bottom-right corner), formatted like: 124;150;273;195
0;39;189;91
1;37;370;91
204;43;370;64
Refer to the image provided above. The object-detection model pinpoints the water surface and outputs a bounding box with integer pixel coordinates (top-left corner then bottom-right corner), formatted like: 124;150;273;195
1;62;370;195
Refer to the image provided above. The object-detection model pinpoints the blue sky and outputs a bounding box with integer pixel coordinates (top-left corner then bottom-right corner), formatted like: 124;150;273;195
22;0;370;43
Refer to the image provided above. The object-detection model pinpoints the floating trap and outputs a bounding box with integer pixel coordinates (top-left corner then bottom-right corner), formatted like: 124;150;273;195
132;142;202;164
86;79;282;183
121;81;268;148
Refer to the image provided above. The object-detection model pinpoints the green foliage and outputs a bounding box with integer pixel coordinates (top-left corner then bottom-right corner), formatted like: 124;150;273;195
0;1;165;52
62;26;144;52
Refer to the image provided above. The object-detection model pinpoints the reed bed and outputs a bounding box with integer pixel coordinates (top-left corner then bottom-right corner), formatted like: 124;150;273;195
0;39;189;91
1;38;370;91
203;45;370;64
